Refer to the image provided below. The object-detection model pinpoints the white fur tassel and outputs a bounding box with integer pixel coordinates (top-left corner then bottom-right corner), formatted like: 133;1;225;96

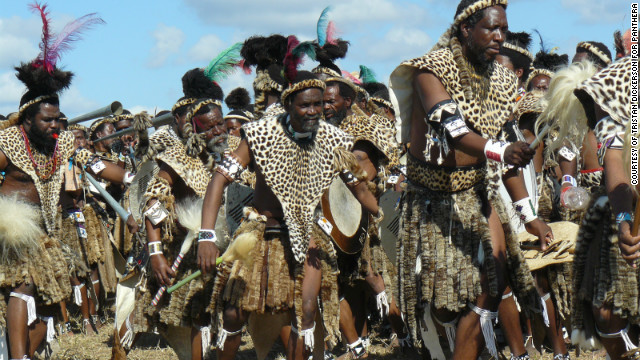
0;195;44;265
541;293;551;327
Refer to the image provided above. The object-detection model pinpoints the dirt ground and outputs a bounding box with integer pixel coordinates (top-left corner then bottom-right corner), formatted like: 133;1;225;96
42;319;607;360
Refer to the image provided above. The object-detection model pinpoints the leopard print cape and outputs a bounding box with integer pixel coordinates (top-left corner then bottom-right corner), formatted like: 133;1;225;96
339;113;399;170
576;57;632;165
390;46;517;145
0;127;91;234
147;127;212;198
243;114;355;263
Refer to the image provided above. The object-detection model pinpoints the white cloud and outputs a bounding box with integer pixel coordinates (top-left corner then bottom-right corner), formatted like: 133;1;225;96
188;34;225;62
59;86;100;117
560;0;626;24
148;23;185;68
0;16;40;68
361;27;431;62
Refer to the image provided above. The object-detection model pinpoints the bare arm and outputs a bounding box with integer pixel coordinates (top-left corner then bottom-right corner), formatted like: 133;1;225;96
503;167;553;247
414;70;534;166
198;139;251;274
345;178;380;216
147;168;177;286
88;161;126;184
0;150;7;171
604;148;640;265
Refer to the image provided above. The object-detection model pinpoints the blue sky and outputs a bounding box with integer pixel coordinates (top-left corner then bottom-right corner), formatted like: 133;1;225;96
0;0;631;123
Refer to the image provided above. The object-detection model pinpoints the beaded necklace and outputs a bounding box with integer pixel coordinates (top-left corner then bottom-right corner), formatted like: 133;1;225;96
19;125;59;180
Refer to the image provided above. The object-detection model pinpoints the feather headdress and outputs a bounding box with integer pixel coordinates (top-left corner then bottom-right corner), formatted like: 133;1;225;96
358;65;377;84
204;42;243;84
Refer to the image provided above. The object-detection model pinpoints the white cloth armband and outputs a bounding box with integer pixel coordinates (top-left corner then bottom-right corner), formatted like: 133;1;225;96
513;197;537;224
558;146;576;162
123;171;135;186
148;241;163;256
144;201;168;225
484;140;510;163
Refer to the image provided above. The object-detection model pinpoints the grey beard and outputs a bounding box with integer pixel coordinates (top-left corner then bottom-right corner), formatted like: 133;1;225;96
207;134;228;156
326;108;348;127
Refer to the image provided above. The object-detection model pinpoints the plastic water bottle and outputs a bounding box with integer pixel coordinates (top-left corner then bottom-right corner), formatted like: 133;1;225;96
561;186;590;210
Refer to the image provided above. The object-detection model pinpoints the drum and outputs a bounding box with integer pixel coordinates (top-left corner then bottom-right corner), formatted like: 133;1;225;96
320;178;368;254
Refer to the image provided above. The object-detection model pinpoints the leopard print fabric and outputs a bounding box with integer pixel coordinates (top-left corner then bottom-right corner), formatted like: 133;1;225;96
407;153;485;192
148;127;212;198
340;113;399;169
512;90;545;123
400;47;517;140
0;127;76;234
243;114;355;263
576;57;631;129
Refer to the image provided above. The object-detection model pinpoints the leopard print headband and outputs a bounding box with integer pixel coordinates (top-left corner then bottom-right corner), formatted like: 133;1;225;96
281;79;327;105
453;0;508;26
171;97;197;113
577;42;612;66
502;42;533;61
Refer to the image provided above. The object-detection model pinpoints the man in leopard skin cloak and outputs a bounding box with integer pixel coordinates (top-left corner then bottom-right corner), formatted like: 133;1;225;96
0;39;132;360
198;67;383;360
389;0;553;358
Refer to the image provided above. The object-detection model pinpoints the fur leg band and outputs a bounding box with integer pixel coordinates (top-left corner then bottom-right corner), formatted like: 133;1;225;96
432;311;458;353
375;290;390;318
596;324;637;351
291;322;315;351
469;303;499;358
74;284;84;306
37;315;55;342
200;326;211;356
541;293;551;327
10;292;36;325
216;327;243;351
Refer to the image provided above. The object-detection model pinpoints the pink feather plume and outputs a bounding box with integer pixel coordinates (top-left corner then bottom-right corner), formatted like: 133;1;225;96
29;2;53;72
28;2;104;73
284;35;302;82
326;21;338;45
342;71;362;85
46;13;105;68
238;59;252;75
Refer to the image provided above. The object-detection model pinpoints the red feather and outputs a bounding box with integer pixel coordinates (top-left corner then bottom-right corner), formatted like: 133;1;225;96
29;2;53;72
326;21;338;45
238;59;252;75
342;70;362;85
284;35;302;82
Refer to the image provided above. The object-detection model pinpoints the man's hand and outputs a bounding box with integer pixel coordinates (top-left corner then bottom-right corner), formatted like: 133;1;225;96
126;215;139;234
618;221;640;267
503;141;536;167
197;242;220;274
524;218;554;251
150;254;175;286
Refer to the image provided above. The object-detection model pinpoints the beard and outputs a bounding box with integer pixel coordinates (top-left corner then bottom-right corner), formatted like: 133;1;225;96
464;34;496;78
325;107;348;127
110;139;125;154
207;133;228;156
28;124;58;156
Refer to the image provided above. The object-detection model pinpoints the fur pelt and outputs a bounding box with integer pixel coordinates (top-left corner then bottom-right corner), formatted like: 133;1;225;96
0;195;44;265
536;61;597;157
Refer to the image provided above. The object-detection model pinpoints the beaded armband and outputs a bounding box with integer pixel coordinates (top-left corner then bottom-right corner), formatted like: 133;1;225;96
198;229;218;243
148;241;163;256
513;197;537;224
216;153;246;182
484;140;511;163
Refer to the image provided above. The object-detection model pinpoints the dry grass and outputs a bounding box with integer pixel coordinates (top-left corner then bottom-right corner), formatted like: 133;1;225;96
40;320;608;360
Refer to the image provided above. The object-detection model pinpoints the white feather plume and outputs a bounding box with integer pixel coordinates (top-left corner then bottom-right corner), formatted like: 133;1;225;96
0;195;45;265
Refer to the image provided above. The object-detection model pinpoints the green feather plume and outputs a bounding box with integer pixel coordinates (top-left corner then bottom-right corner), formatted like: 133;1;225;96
359;65;377;83
292;41;317;61
204;42;243;83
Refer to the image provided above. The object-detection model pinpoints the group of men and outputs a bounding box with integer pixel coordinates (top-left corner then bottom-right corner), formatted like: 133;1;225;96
0;1;637;360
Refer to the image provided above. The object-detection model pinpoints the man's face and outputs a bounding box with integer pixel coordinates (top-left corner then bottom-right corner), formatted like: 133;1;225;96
323;85;350;126
96;122;117;150
115;119;135;148
529;75;550;92
225;119;243;137
462;6;508;65
288;88;323;133
25;103;61;155
194;107;226;142
572;52;589;64
71;129;88;149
